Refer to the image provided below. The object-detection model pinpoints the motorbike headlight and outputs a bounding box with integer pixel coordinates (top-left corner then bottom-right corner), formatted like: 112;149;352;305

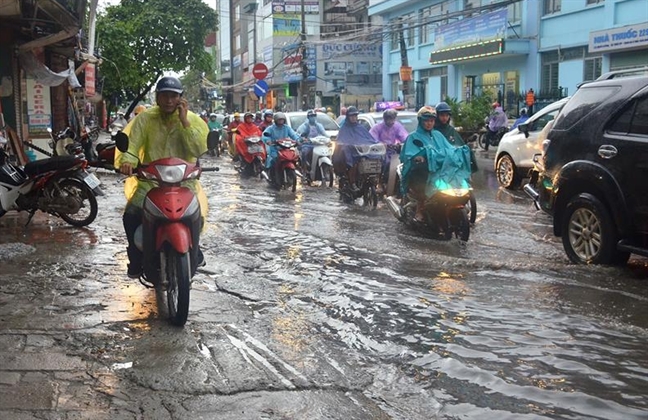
155;164;186;183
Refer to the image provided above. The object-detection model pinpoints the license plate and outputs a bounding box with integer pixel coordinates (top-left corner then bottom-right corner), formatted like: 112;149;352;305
248;144;264;154
83;173;101;189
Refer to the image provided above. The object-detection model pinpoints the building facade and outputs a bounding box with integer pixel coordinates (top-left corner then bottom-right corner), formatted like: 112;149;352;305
368;0;648;114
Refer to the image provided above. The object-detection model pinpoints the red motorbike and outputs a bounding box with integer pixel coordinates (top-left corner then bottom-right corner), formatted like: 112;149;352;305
266;138;302;192
234;133;266;177
114;133;216;326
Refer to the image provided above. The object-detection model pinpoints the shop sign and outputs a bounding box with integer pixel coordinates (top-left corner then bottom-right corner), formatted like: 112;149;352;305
434;9;507;50
429;39;503;65
85;63;95;96
26;78;52;135
272;0;318;14
589;22;648;53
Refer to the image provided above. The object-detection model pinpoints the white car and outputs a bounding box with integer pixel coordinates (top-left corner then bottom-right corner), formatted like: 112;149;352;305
284;111;340;140
494;98;569;189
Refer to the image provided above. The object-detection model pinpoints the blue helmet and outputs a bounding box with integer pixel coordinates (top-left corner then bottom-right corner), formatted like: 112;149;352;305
156;76;183;94
435;101;451;115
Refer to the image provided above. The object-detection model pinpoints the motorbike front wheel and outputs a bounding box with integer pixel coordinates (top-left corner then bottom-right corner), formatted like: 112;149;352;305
478;133;488;150
55;178;98;227
445;208;470;241
285;168;297;193
161;247;191;326
321;163;334;188
467;192;477;224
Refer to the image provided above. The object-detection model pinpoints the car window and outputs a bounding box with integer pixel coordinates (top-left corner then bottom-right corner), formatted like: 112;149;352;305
397;116;418;133
608;95;648;135
553;86;620;129
289;115;306;129
288;114;339;131
531;110;559;132
358;119;372;131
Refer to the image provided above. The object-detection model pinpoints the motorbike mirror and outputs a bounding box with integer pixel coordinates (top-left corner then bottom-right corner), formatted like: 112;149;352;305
47;127;52;133
263;132;271;137
114;131;129;152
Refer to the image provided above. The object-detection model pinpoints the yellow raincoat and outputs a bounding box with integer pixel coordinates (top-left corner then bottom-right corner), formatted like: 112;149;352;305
114;106;209;218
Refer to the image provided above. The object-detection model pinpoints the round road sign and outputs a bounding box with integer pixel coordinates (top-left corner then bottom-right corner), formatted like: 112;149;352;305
252;63;269;80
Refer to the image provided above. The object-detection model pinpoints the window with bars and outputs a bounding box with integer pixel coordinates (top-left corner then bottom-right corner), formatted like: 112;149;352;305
584;57;602;81
586;0;604;4
544;0;561;15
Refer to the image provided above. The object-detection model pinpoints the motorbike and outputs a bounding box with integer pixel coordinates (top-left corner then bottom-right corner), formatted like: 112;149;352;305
265;138;302;192
48;127;79;157
302;135;334;187
87;122;123;171
0;143;102;227
338;143;386;208
234;133;266;177
385;164;472;241
207;128;223;157
113;132;217;327
478;125;509;150
382;144;402;197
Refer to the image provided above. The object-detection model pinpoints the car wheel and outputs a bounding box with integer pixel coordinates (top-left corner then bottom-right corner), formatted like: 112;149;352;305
561;193;629;265
496;154;521;189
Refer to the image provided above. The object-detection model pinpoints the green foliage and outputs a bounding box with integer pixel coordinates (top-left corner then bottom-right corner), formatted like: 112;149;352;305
96;0;218;109
444;95;493;133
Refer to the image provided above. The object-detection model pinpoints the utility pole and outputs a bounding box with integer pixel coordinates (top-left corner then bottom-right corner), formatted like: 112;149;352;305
398;20;410;97
299;0;306;111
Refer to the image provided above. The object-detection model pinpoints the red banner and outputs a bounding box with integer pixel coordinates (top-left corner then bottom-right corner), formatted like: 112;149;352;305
85;63;96;96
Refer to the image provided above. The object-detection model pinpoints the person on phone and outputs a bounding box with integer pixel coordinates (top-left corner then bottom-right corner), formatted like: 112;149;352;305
115;76;208;278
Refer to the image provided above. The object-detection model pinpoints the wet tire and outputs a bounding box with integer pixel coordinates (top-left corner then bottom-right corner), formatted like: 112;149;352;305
496;154;521;189
447;208;470;241
321;163;334;188
161;247;191;326
253;160;264;178
55;178;98;227
285;168;297;193
467;191;477;224
478;133;487;150
363;184;378;208
561;193;629;265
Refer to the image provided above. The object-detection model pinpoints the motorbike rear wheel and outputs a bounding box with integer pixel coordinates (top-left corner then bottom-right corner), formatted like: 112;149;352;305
363;183;378;208
161;247;191;326
321;163;334;188
55;178;98;227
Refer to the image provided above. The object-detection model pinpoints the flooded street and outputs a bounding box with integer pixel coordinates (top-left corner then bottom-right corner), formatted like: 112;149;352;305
1;150;647;419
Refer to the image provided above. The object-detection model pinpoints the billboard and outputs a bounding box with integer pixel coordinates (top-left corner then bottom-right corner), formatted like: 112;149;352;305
434;9;507;50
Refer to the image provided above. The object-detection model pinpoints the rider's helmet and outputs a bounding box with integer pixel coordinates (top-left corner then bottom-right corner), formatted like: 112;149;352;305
274;112;287;124
244;112;254;120
383;109;398;121
346;106;359;116
492;102;500;109
519;107;527;115
134;105;147;116
263;109;273;118
156;76;183;94
233;112;240;118
435;101;452;115
417;106;437;121
306;109;316;118
255;111;262;119
209;112;217;118
327;107;332;112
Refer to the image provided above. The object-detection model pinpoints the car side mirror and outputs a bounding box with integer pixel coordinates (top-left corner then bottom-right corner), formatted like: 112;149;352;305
114;131;129;152
519;123;530;138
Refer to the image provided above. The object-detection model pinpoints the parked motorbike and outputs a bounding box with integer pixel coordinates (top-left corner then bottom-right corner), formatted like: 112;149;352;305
338;143;386;208
0;144;102;226
303;135;334;187
113;132;217;327
48;127;80;156
87;122;122;171
234;134;266;177
385;164;472;241
265;138;302;192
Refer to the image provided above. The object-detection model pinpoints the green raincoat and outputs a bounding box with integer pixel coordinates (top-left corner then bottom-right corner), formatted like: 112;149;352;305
399;125;471;197
115;106;209;211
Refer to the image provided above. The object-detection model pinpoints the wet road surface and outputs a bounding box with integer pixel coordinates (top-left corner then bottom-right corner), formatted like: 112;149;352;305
1;148;647;419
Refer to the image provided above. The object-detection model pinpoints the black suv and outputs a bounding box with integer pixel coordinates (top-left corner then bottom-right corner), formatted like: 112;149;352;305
525;73;648;265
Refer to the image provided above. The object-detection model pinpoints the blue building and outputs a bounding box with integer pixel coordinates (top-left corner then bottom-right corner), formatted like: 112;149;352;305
368;0;648;114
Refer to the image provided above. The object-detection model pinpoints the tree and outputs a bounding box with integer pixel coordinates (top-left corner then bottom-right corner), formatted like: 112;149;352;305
96;0;218;116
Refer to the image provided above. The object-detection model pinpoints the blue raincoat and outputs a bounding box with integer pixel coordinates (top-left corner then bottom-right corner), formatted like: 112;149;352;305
333;121;380;169
399;125;471;196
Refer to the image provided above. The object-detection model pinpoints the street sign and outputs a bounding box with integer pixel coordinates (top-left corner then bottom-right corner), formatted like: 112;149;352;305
252;63;269;80
253;80;269;97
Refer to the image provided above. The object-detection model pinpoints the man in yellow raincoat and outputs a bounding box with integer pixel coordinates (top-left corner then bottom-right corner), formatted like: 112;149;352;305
115;76;208;278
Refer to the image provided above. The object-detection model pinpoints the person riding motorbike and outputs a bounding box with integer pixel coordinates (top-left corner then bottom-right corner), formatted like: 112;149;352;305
512;107;529;129
206;112;223;156
262;112;301;180
336;106;347;126
258;109;274;131
115;76;209;278
332;106;380;192
254;111;262;126
296;109;327;173
369;109;408;191
484;102;508;151
400;106;471;222
435;101;478;173
233;112;262;160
